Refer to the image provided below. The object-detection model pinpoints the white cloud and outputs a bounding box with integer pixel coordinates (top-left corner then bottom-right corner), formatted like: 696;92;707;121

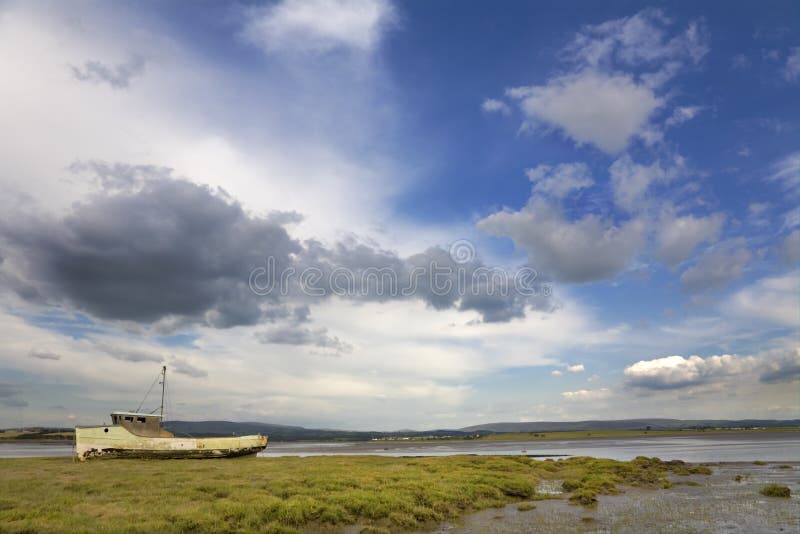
767;151;800;197
680;240;751;293
507;71;663;154
731;53;751;70
0;1;410;245
654;211;725;267
0;288;630;428
551;363;584;375
784;47;800;83
608;154;684;212
561;388;611;401
625;347;800;391
493;9;708;154
665;105;704;127
624;354;755;389
242;0;396;54
526;163;593;198
746;202;770;227
748;202;769;216
478;197;646;283
782;207;800;232
565;9;708;73
725;272;800;327
481;98;510;115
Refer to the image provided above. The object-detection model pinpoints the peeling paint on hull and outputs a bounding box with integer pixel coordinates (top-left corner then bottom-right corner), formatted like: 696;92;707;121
75;425;268;461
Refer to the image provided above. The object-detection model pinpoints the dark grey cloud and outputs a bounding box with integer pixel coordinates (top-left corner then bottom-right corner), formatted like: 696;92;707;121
680;240;751;294
29;350;61;361
780;230;800;265
70;55;146;89
256;325;352;354
95;343;163;363
296;240;552;322
759;348;800;384
0;163;552;328
0;383;28;407
1;168;300;329
170;357;207;378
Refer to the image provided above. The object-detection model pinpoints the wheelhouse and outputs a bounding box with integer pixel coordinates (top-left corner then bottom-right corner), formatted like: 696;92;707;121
110;411;165;437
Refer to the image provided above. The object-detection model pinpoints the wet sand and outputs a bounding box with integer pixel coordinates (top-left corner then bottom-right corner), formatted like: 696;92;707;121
425;462;799;534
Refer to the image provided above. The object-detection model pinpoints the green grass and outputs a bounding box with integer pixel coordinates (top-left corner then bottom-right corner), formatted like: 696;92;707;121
759;484;791;498
0;455;706;533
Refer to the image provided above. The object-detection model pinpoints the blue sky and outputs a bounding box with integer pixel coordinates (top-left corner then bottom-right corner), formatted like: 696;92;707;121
0;0;797;429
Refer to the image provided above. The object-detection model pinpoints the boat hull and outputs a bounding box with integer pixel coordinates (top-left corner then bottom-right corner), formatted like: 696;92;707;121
75;425;268;461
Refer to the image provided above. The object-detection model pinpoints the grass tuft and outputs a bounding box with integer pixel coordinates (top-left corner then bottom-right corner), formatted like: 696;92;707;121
759;484;791;498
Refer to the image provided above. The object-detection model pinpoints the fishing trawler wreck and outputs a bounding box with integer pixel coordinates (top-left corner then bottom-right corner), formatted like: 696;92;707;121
75;366;268;461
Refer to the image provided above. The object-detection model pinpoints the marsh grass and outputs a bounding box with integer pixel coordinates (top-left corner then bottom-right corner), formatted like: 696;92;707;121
759;484;791;498
0;455;698;533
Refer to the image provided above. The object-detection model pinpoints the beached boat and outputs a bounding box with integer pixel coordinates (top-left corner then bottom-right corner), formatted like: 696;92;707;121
75;367;268;461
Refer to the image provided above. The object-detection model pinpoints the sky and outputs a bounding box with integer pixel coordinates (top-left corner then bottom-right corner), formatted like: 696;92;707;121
0;0;798;430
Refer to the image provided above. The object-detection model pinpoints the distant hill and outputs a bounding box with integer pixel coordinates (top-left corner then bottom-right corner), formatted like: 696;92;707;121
161;418;800;441
459;419;800;433
163;420;473;441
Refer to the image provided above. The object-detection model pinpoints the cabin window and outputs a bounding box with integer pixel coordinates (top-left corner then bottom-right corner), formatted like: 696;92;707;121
137;417;146;423
124;416;133;422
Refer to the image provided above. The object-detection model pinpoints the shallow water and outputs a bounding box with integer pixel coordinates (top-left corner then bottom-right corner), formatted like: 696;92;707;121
0;442;73;458
2;431;798;462
259;432;800;462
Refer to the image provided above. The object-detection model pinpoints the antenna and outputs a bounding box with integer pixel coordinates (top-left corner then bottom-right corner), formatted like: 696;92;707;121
159;366;167;419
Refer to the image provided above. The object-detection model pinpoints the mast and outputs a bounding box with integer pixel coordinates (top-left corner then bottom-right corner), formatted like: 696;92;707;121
159;365;167;420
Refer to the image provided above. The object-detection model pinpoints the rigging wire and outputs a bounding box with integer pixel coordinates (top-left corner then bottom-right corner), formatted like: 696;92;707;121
135;371;161;413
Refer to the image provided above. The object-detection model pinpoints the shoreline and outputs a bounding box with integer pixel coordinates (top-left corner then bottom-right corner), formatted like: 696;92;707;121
376;427;800;443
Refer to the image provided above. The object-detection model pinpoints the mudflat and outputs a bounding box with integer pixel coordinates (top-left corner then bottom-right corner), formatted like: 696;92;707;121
432;462;799;534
